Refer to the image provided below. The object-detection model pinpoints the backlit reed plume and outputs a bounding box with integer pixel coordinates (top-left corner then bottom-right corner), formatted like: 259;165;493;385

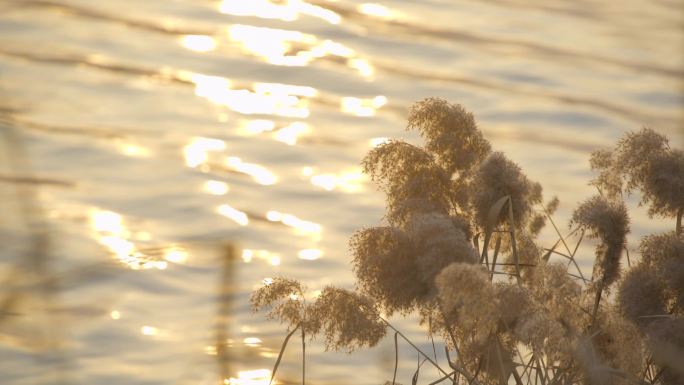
470;152;543;231
350;226;426;315
618;264;668;329
571;196;629;288
308;287;386;352
494;283;533;332
251;277;307;329
644;318;684;385
590;128;684;231
406;97;491;177
504;234;541;279
252;100;682;385
436;262;498;335
617;231;683;385
639;232;684;311
591;309;645;381
529;262;583;326
436;263;517;385
362;140;451;225
405;212;479;287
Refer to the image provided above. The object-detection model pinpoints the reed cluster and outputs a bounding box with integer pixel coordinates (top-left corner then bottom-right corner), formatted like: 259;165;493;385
252;98;683;385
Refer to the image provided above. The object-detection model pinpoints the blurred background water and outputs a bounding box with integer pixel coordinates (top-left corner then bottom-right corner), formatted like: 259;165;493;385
0;0;682;384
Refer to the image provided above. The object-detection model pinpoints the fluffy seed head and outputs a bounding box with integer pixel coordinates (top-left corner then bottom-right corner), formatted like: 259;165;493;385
641;149;684;218
470;152;543;231
644;318;684;385
308;287;387;352
495;283;533;331
436;263;498;334
405;212;479;286
362;140;451;224
503;234;541;280
590;128;683;219
592;310;645;378
529;262;584;330
618;264;667;329
528;213;547;237
614;128;669;193
250;277;306;329
574;337;613;385
571;196;629;286
515;310;574;363
407;98;491;175
640;232;684;312
589;149;623;199
460;335;515;384
546;196;560;214
350;227;426;314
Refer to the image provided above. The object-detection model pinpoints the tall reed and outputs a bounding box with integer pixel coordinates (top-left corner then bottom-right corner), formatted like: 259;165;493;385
252;98;684;385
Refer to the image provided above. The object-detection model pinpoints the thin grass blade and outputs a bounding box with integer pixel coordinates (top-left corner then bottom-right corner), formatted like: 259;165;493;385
269;323;300;385
490;234;502;281
481;196;510;263
428;370;456;385
412;358;427;385
392;331;399;385
506;199;522;285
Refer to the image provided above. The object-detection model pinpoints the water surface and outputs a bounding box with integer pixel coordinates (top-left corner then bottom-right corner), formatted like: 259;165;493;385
0;1;682;384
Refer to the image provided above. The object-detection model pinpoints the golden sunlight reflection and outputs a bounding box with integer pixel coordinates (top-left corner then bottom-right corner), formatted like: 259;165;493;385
179;35;217;52
190;73;232;96
224;368;272;385
270;255;282;266
183;137;226;168
358;3;401;19
219;0;340;24
241;249;253;263
303;167;366;192
341;95;387;116
312;174;340;191
369;137;390;147
204;180;230;195
228;24;316;67
348;58;375;77
239;119;276;135
297;248;322;260
273;122;310;145
110;310;121;320
252;83;317;98
226;24;373;77
89;209;169;270
243;337;262;347
217;204;249;226
259;351;278;359
115;140;151;158
266;210;322;237
90;209;125;233
302;166;314;177
141;326;159;336
191;73;311;118
220;0;297;21
241;249;281;266
225;157;277;185
163;247;188;263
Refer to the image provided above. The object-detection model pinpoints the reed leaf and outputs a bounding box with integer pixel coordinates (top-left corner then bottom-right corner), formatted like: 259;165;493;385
269;323;300;385
392;331;398;385
481;195;511;263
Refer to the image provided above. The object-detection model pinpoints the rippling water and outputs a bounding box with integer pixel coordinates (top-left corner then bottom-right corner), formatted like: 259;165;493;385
0;0;682;384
